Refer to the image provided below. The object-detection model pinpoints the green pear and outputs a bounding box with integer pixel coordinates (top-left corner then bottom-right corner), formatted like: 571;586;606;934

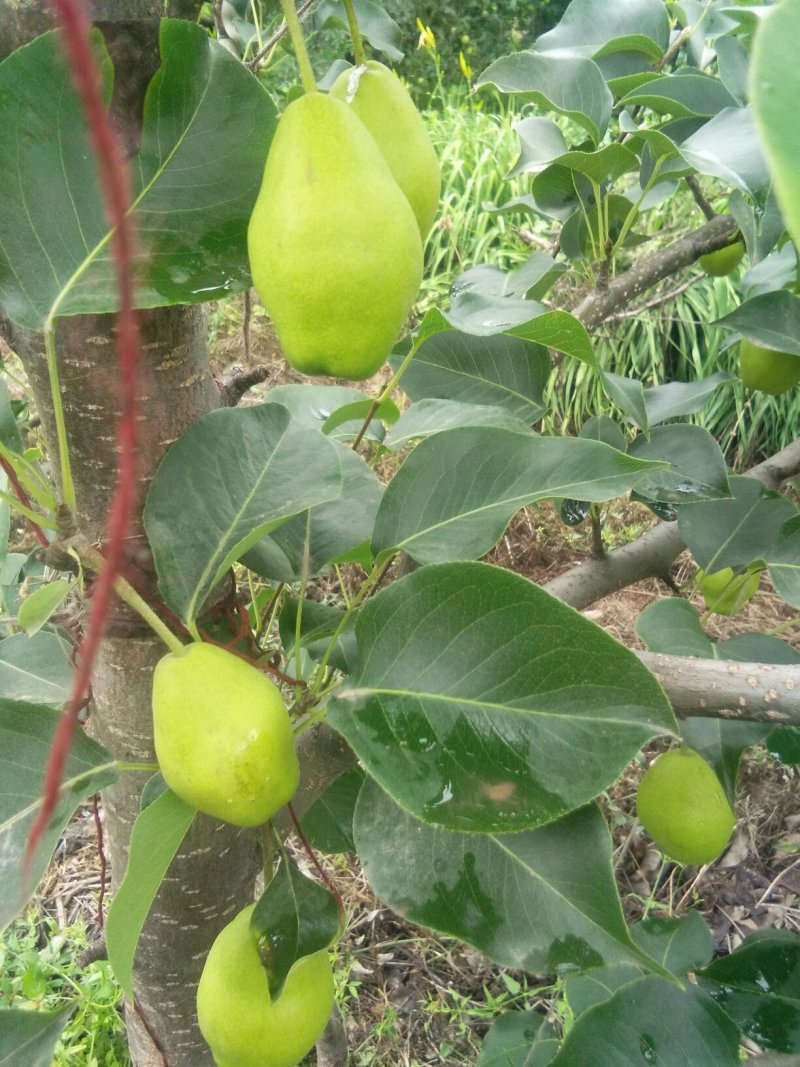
247;92;423;380
152;643;299;827
739;338;800;395
197;905;333;1067
330;60;441;238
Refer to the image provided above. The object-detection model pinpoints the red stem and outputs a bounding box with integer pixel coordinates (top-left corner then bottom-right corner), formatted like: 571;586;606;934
26;0;140;866
287;802;345;920
0;456;49;547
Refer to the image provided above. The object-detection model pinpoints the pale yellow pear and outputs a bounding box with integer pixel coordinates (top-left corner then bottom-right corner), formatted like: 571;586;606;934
197;905;334;1067
152;643;299;827
331;60;441;238
247;92;423;380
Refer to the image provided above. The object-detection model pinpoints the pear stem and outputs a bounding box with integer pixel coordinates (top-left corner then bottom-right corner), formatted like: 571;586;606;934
342;0;366;66
277;0;317;94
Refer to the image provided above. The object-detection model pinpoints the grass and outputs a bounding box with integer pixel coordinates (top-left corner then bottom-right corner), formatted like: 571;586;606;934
0;911;129;1067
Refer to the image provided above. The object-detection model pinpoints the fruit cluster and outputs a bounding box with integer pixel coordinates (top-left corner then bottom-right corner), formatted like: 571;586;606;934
247;63;441;381
151;643;330;1066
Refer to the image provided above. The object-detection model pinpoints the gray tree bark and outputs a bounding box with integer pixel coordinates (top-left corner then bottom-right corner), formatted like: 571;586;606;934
0;8;260;1065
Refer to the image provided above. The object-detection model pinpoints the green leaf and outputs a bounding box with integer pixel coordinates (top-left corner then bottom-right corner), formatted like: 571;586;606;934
715;290;800;355
477;52;612;143
393;332;550;423
602;370;648;430
265;384;386;443
636;599;716;660
0;1006;73;1067
507;311;596;366
253;443;383;580
0;632;73;706
329;562;676;833
549;976;740;1066
752;0;800;252
630;912;714;976
619;72;737;118
643;373;735;426
0;23;276;329
535;0;669;58
0;378;23;455
627;426;730;503
579;415;626;451
355;780;660;975
511;122;637;183
0;699;116;928
679;108;771;200
385;400;531;450
321;398;399;439
478;1010;559;1066
766;516;800;609
372;430;664;565
678;475;797;573
144;403;342;625
697;930;800;1053
315;1;403;62
17;580;73;637
452;253;568;304
563;964;643;1015
300;767;365;854
106;787;195;999
250;857;339;1000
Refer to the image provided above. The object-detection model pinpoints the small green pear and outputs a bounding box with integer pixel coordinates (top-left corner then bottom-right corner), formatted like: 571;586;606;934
330;61;441;238
197;905;334;1067
739;338;800;395
697;240;745;276
248;92;423;380
152;643;299;827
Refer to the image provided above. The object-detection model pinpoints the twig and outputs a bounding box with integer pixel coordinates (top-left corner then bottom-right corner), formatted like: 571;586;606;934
601;275;702;322
248;0;318;72
91;794;107;930
685;174;717;222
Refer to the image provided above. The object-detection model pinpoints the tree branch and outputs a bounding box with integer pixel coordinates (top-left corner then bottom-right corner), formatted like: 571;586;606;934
573;214;738;331
543;437;800;610
639;652;800;724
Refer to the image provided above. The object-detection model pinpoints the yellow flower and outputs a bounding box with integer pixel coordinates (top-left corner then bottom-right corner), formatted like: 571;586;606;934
416;17;436;52
459;50;473;80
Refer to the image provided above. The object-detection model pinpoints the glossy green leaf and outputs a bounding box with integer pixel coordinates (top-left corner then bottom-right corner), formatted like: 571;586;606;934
394;332;550;423
579;416;626;451
630;912;714;976
0;22;276;329
300;767;365;854
766;516;800;609
715;291;800;356
452;253;567;304
602;371;648;430
512;122;637;182
698;930;800;1053
563;964;643;1016
354;779;660;974
627;425;729;503
752;0;800;251
0;379;23;455
386;400;530;450
0;1006;73;1067
17;580;73;637
549;976;740;1066
278;598;357;675
477;52;612;143
620;72;737;118
678;475;797;573
643;373;735;426
251;857;339;999
507;312;596;366
535;0;669;57
0;700;116;929
478;1010;559;1066
315;0;403;61
254;443;383;580
679;108;771;199
321;398;399;438
0;632;73;706
144;403;342;625
106;787;195;999
636;599;716;660
265;384;385;443
372;430;664;565
329;563;676;833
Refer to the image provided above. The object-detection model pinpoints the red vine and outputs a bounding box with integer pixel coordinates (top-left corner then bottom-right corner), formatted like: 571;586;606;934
26;0;140;865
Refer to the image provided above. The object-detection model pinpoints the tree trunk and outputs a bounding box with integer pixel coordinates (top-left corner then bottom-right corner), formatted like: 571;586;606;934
0;7;261;1065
